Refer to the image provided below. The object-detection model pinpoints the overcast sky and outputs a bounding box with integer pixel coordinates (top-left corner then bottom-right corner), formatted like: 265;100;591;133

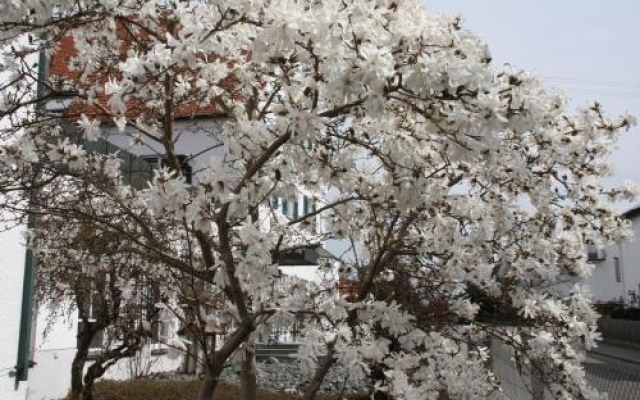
427;0;640;211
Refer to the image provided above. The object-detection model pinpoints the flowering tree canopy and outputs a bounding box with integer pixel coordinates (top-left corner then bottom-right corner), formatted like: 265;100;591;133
1;1;637;400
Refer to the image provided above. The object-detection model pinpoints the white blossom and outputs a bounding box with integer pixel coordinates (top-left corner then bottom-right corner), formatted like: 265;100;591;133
0;1;634;399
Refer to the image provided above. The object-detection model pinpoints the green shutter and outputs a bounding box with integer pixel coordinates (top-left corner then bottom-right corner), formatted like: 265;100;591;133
16;215;36;382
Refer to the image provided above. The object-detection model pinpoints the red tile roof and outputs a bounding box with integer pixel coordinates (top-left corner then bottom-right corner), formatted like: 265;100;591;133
47;30;227;121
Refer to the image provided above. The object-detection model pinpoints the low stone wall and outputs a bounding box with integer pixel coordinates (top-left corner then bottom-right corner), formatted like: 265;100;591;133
598;318;640;348
220;359;365;395
146;360;365;396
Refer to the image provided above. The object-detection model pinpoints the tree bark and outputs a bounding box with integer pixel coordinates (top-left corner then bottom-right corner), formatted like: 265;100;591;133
69;327;94;400
303;352;335;400
195;365;223;400
82;361;106;400
240;339;257;400
196;374;217;400
195;322;255;400
69;348;88;400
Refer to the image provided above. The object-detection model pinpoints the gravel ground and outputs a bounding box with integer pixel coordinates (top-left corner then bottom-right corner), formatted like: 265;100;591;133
145;359;366;395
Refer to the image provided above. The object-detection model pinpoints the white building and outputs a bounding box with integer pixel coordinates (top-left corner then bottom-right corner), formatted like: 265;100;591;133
586;205;640;306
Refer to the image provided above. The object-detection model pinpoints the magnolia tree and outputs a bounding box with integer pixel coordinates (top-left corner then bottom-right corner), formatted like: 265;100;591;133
1;1;638;400
33;194;164;400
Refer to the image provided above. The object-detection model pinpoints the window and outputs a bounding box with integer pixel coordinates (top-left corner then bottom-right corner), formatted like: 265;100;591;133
152;321;170;342
274;195;317;232
149;320;170;355
77;290;105;351
293;200;299;220
614;257;622;283
143;154;192;184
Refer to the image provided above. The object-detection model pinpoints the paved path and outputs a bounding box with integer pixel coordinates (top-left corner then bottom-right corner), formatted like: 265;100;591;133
585;343;640;400
583;354;640;400
490;341;640;400
589;343;640;367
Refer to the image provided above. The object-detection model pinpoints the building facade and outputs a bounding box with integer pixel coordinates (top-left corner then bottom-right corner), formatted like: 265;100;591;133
586;206;640;306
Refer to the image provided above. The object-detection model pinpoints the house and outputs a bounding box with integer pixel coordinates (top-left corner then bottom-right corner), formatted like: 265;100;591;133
586;205;640;306
1;29;334;400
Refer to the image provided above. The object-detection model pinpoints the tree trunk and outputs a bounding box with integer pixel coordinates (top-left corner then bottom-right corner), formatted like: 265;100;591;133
80;380;95;400
242;211;259;400
69;328;94;400
240;339;257;400
69;350;88;400
303;353;335;400
195;369;220;400
82;357;108;400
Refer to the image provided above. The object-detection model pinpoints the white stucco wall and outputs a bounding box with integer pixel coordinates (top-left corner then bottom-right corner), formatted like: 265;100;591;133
28;304;182;399
0;221;28;400
29;303;182;400
28;345;182;400
585;247;623;303
280;265;323;284
624;215;640;303
28;304;78;400
586;213;640;304
27;348;75;400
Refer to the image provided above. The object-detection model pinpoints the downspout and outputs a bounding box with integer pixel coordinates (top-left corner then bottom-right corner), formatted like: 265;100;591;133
14;44;47;386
